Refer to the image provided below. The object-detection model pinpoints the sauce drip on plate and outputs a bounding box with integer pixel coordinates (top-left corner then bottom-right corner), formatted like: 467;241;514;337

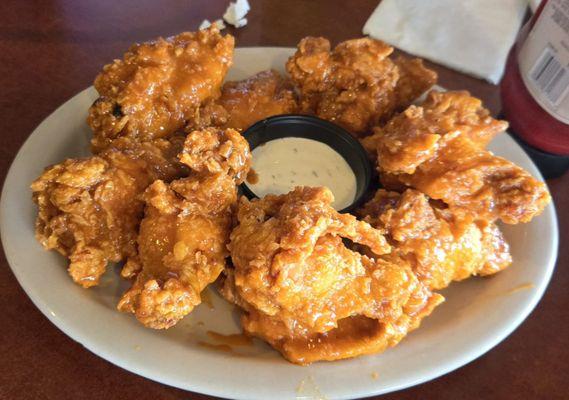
206;331;253;346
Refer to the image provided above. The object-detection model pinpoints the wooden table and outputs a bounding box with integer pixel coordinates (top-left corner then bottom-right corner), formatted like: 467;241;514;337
0;1;567;399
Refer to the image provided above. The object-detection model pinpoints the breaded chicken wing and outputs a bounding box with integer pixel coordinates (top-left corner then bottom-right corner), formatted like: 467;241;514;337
365;91;551;224
217;69;297;130
286;37;436;136
221;187;442;364
88;28;234;152
362;91;508;173
117;128;251;329
358;189;512;290
394;139;550;224
187;69;298;131
389;56;438;115
31;137;188;287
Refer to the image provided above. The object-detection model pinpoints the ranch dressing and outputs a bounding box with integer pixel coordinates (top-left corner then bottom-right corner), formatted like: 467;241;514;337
247;137;357;210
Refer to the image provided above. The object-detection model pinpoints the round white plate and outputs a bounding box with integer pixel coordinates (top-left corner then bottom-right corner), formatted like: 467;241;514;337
0;48;559;400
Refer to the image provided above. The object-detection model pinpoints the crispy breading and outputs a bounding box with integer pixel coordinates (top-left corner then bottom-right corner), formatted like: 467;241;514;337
186;69;298;132
88;28;234;152
117;128;250;328
31;137;187;287
221;187;442;364
286;37;436;136
365;91;508;174
217;69;297;130
365;91;551;224
358;189;512;290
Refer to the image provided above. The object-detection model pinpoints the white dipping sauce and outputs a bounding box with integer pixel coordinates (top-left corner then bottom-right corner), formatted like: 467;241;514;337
248;137;357;210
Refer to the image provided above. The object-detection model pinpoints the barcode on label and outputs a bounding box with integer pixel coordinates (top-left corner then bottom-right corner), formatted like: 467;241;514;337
530;47;569;106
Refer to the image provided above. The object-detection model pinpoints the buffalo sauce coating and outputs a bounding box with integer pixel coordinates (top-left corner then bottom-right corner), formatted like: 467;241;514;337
246;168;259;184
218;69;298;131
206;331;252;346
31;136;187;288
88;28;235;151
196;331;253;357
223;187;442;365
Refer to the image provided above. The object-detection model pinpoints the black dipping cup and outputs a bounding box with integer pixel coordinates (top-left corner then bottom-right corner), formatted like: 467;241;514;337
240;114;372;214
511;133;569;179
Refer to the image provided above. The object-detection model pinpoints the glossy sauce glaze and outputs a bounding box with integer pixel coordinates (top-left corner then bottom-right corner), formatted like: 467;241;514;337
196;331;253;357
206;331;253;346
247;137;357;210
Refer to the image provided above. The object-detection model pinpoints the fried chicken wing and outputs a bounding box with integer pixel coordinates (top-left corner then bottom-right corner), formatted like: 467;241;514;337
236;255;442;365
217;69;297;130
178;126;251;182
31;137;188;287
363;91;508;173
117;128;251;329
395;138;551;224
365;91;551;224
389;56;438;114
286;37;436;136
358;189;512;290
187;70;298;131
88;27;234;152
116;175;235;328
221;186;442;364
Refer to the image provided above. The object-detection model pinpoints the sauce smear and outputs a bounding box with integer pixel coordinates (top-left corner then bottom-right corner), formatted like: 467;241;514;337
248;137;357;210
197;341;235;353
246;168;260;184
200;290;214;310
504;282;535;295
206;331;253;346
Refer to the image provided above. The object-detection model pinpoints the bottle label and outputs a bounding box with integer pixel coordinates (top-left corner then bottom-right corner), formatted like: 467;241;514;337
519;0;569;124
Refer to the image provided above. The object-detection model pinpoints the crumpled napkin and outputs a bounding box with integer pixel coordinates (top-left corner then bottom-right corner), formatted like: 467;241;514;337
363;0;528;84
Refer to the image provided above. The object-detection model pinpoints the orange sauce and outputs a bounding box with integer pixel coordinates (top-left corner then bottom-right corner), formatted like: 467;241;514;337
206;331;252;346
197;331;252;357
197;341;234;353
246;168;260;184
504;282;535;295
200;290;214;310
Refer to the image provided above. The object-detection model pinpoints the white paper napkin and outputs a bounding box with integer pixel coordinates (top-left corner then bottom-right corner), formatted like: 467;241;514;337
363;0;528;84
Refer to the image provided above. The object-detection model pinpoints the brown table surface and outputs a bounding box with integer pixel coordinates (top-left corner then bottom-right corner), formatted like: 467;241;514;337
1;1;567;399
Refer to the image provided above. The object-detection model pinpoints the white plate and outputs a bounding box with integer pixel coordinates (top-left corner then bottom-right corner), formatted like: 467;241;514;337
0;48;559;400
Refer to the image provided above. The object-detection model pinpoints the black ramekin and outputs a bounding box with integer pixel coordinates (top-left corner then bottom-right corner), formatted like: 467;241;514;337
240;114;372;214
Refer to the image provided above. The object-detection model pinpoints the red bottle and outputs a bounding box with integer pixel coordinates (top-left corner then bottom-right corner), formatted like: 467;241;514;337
501;0;569;178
